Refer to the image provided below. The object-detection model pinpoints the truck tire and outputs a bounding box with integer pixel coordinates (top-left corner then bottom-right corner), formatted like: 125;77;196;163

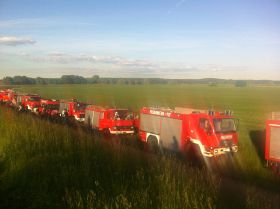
147;135;159;153
18;105;23;112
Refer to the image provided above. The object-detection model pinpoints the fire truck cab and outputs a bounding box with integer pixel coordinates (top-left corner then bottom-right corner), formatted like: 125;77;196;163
85;105;135;135
139;107;238;157
0;89;14;104
265;112;280;170
59;99;87;122
17;94;41;112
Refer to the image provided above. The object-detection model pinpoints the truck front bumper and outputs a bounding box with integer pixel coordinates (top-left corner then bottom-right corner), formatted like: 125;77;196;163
204;145;238;157
109;130;134;135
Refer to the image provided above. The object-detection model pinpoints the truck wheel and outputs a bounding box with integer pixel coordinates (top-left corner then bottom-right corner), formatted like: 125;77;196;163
147;135;159;153
18;105;23;112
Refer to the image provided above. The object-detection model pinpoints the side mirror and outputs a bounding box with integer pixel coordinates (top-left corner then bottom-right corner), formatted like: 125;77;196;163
235;119;240;131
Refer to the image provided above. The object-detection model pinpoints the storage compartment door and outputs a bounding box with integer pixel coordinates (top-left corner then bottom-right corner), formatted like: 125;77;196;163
269;126;280;160
160;117;182;151
140;113;161;134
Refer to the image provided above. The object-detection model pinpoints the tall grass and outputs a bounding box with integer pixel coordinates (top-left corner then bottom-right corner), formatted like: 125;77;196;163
0;107;220;209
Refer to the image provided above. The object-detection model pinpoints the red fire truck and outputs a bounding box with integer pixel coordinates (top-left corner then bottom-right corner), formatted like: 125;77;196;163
59;99;87;122
139;107;239;157
85;105;136;135
38;99;60;117
16;94;41;112
265;112;280;172
0;89;14;104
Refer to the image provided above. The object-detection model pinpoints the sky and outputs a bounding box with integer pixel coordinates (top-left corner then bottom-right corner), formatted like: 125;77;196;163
0;0;279;79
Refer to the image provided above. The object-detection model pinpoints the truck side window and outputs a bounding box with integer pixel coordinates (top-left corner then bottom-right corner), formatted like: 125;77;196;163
199;118;210;131
100;112;104;119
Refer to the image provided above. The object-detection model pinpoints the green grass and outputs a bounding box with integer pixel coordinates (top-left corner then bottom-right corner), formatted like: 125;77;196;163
0;107;221;209
1;84;280;208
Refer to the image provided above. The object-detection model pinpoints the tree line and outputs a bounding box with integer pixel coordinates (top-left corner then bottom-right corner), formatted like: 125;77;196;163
1;75;280;86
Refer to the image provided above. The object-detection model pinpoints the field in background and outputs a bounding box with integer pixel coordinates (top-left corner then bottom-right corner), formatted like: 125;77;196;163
1;84;280;208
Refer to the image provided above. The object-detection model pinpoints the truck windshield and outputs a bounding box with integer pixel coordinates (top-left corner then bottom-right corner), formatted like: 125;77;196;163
29;97;40;101
75;103;87;110
213;118;237;133
44;104;59;110
112;110;133;120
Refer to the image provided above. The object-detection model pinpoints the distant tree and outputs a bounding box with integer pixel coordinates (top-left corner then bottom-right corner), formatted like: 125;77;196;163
117;78;125;84
136;79;143;85
36;77;46;85
130;80;136;85
12;76;36;84
235;80;247;87
61;75;87;84
124;80;129;85
90;75;100;84
209;82;218;87
2;77;14;85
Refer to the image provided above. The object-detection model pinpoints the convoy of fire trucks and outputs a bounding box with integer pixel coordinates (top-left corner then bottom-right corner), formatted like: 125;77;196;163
1;87;280;172
0;88;241;160
2;87;280;174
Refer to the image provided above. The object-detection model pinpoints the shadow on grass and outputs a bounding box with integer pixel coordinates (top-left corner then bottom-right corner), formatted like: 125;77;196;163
249;130;266;162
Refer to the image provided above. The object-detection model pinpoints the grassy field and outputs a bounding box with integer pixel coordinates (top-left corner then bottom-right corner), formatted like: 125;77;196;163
1;84;280;208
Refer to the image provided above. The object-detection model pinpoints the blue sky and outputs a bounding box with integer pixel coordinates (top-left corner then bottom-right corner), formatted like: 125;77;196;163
0;0;279;79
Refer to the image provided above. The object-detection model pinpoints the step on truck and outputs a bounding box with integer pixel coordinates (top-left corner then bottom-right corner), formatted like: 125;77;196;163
59;99;87;122
265;112;280;173
139;107;239;157
85;105;136;136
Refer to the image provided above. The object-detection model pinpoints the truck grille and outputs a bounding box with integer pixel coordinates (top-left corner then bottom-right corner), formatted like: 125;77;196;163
115;126;133;130
220;140;232;148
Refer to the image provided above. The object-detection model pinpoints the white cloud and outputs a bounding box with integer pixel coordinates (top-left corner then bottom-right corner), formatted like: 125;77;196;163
18;52;156;69
0;51;256;79
0;36;36;46
0;18;95;29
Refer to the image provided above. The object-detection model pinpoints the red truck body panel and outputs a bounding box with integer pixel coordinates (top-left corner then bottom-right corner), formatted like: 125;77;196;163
139;107;238;157
85;105;135;135
266;118;280;163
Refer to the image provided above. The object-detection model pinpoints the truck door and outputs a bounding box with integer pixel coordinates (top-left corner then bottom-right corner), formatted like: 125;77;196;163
198;118;213;147
69;103;74;115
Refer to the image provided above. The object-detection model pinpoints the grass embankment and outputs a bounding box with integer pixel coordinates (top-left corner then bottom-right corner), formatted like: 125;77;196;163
0;106;280;209
2;84;280;208
0;107;219;209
